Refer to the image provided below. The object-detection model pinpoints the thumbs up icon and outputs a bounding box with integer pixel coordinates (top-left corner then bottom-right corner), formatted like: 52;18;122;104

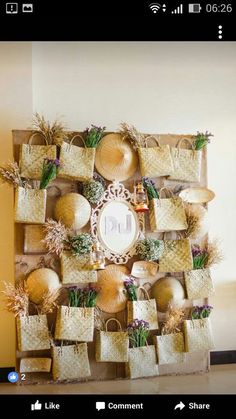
31;400;42;411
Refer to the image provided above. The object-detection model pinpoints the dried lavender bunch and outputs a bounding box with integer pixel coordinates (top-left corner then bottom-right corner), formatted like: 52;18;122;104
142;177;159;200
83;125;106;148
40;158;60;189
2;281;29;317
32;113;67;145
119;122;146;149
127;319;150;348
68;286;98;308
124;276;138;301
192;245;209;269
0;161;31;189
193;131;213;150
192;240;223;269
161;308;185;335
191;305;213;319
43;219;68;256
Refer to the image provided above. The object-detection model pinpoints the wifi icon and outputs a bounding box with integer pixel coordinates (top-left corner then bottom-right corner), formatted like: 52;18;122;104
149;3;161;13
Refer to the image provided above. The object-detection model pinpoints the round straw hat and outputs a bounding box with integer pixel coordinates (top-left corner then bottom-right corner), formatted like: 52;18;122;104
26;268;61;304
54;193;91;230
95;133;138;181
95;264;129;313
151;277;185;313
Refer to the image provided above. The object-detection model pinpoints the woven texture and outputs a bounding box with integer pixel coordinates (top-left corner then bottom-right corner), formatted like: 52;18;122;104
127;300;158;330
184;318;215;352
184;268;214;299
96;330;129;362
52;343;91;381
159;238;193;273
149;197;187;232
15;187;46;224
61;252;97;284
138;144;173;177
20;358;52;373
19;144;57;180
154;333;185;365
169;148;202;182
55;306;94;342
126;346;158;379
58;141;95;181
54;193;91;230
16;315;50;352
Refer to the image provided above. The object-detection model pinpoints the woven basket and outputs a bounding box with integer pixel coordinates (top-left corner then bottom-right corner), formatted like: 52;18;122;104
24;225;48;254
149;188;187;232
184;268;214;300
52;343;91;381
58;135;95;181
127;287;158;330
96;318;129;362
169;138;202;182
126;345;158;379
19;132;57;180
138;136;174;178
55;306;94;342
159;237;193;273
154;332;185;365
61;251;97;284
20;358;52;373
14;187;46;224
184;318;215;352
54;193;91;230
16;315;50;352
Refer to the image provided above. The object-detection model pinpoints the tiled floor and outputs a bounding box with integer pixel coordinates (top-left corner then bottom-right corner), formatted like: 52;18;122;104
0;365;236;394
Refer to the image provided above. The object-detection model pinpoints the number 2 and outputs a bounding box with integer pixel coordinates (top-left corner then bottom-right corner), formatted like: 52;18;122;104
21;373;26;381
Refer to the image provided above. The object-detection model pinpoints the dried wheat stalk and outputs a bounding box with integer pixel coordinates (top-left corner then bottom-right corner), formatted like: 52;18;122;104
2;281;29;317
0;161;31;189
39;288;61;314
161;308;185;335
43;219;68;256
32;113;67;145
119;122;146;149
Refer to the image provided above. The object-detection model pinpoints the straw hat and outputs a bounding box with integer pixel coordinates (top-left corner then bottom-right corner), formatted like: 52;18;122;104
151;277;185;313
54;193;91;230
26;268;61;304
95;264;129;313
95;133;138;181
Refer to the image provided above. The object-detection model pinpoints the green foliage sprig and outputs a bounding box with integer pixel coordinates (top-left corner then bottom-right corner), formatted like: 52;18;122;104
136;238;164;261
193;131;213;150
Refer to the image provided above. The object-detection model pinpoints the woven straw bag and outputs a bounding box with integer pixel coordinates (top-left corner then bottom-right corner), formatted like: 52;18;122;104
169;138;202;182
52;343;91;381
184;268;214;300
16;315;50;352
149;187;188;232
154;332;185;365
55;306;94;342
14;187;46;224
127;287;158;330
19;132;57;180
20;358;52;373
184;318;215;352
58;135;95;181
138;136;174;178
60;251;97;284
126;345;158;379
159;235;193;273
96;318;129;362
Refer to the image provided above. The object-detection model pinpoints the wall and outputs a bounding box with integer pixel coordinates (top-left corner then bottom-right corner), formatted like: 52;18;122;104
0;43;33;367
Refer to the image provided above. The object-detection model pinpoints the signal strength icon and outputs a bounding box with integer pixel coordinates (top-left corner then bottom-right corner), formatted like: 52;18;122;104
171;4;183;14
149;3;161;13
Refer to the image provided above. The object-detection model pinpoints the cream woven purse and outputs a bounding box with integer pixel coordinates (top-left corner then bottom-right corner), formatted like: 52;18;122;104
154;332;185;365
52;343;91;381
54;306;94;342
184;268;214;300
58;135;95;181
19;132;57;180
16;315;50;352
96;318;129;362
169;138;202;182
126;345;158;379
20;358;52;373
184;318;214;352
14;187;47;224
149;187;188;232
60;251;97;284
138;136;174;178
159;235;193;273
127;287;158;330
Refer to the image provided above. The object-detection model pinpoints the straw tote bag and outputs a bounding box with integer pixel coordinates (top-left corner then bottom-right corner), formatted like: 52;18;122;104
60;251;97;284
20;358;52;373
126;345;158;379
154;332;185;365
138;136;174;178
19;132;57;180
54;306;94;342
184;318;214;352
96;318;129;362
14;186;47;224
58;134;95;181
158;234;193;273
52;343;91;381
16;315;50;352
149;187;187;232
184;268;214;300
169;138;202;182
127;287;158;330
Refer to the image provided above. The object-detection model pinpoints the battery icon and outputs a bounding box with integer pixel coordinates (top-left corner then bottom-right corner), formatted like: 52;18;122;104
189;4;202;13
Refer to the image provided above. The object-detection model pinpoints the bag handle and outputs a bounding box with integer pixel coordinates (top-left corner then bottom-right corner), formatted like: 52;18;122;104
28;132;48;146
105;317;122;332
69;134;87;148
176;137;194;150
159;187;175;199
161;231;183;240
144;135;160;148
137;286;150;301
47;185;62;198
